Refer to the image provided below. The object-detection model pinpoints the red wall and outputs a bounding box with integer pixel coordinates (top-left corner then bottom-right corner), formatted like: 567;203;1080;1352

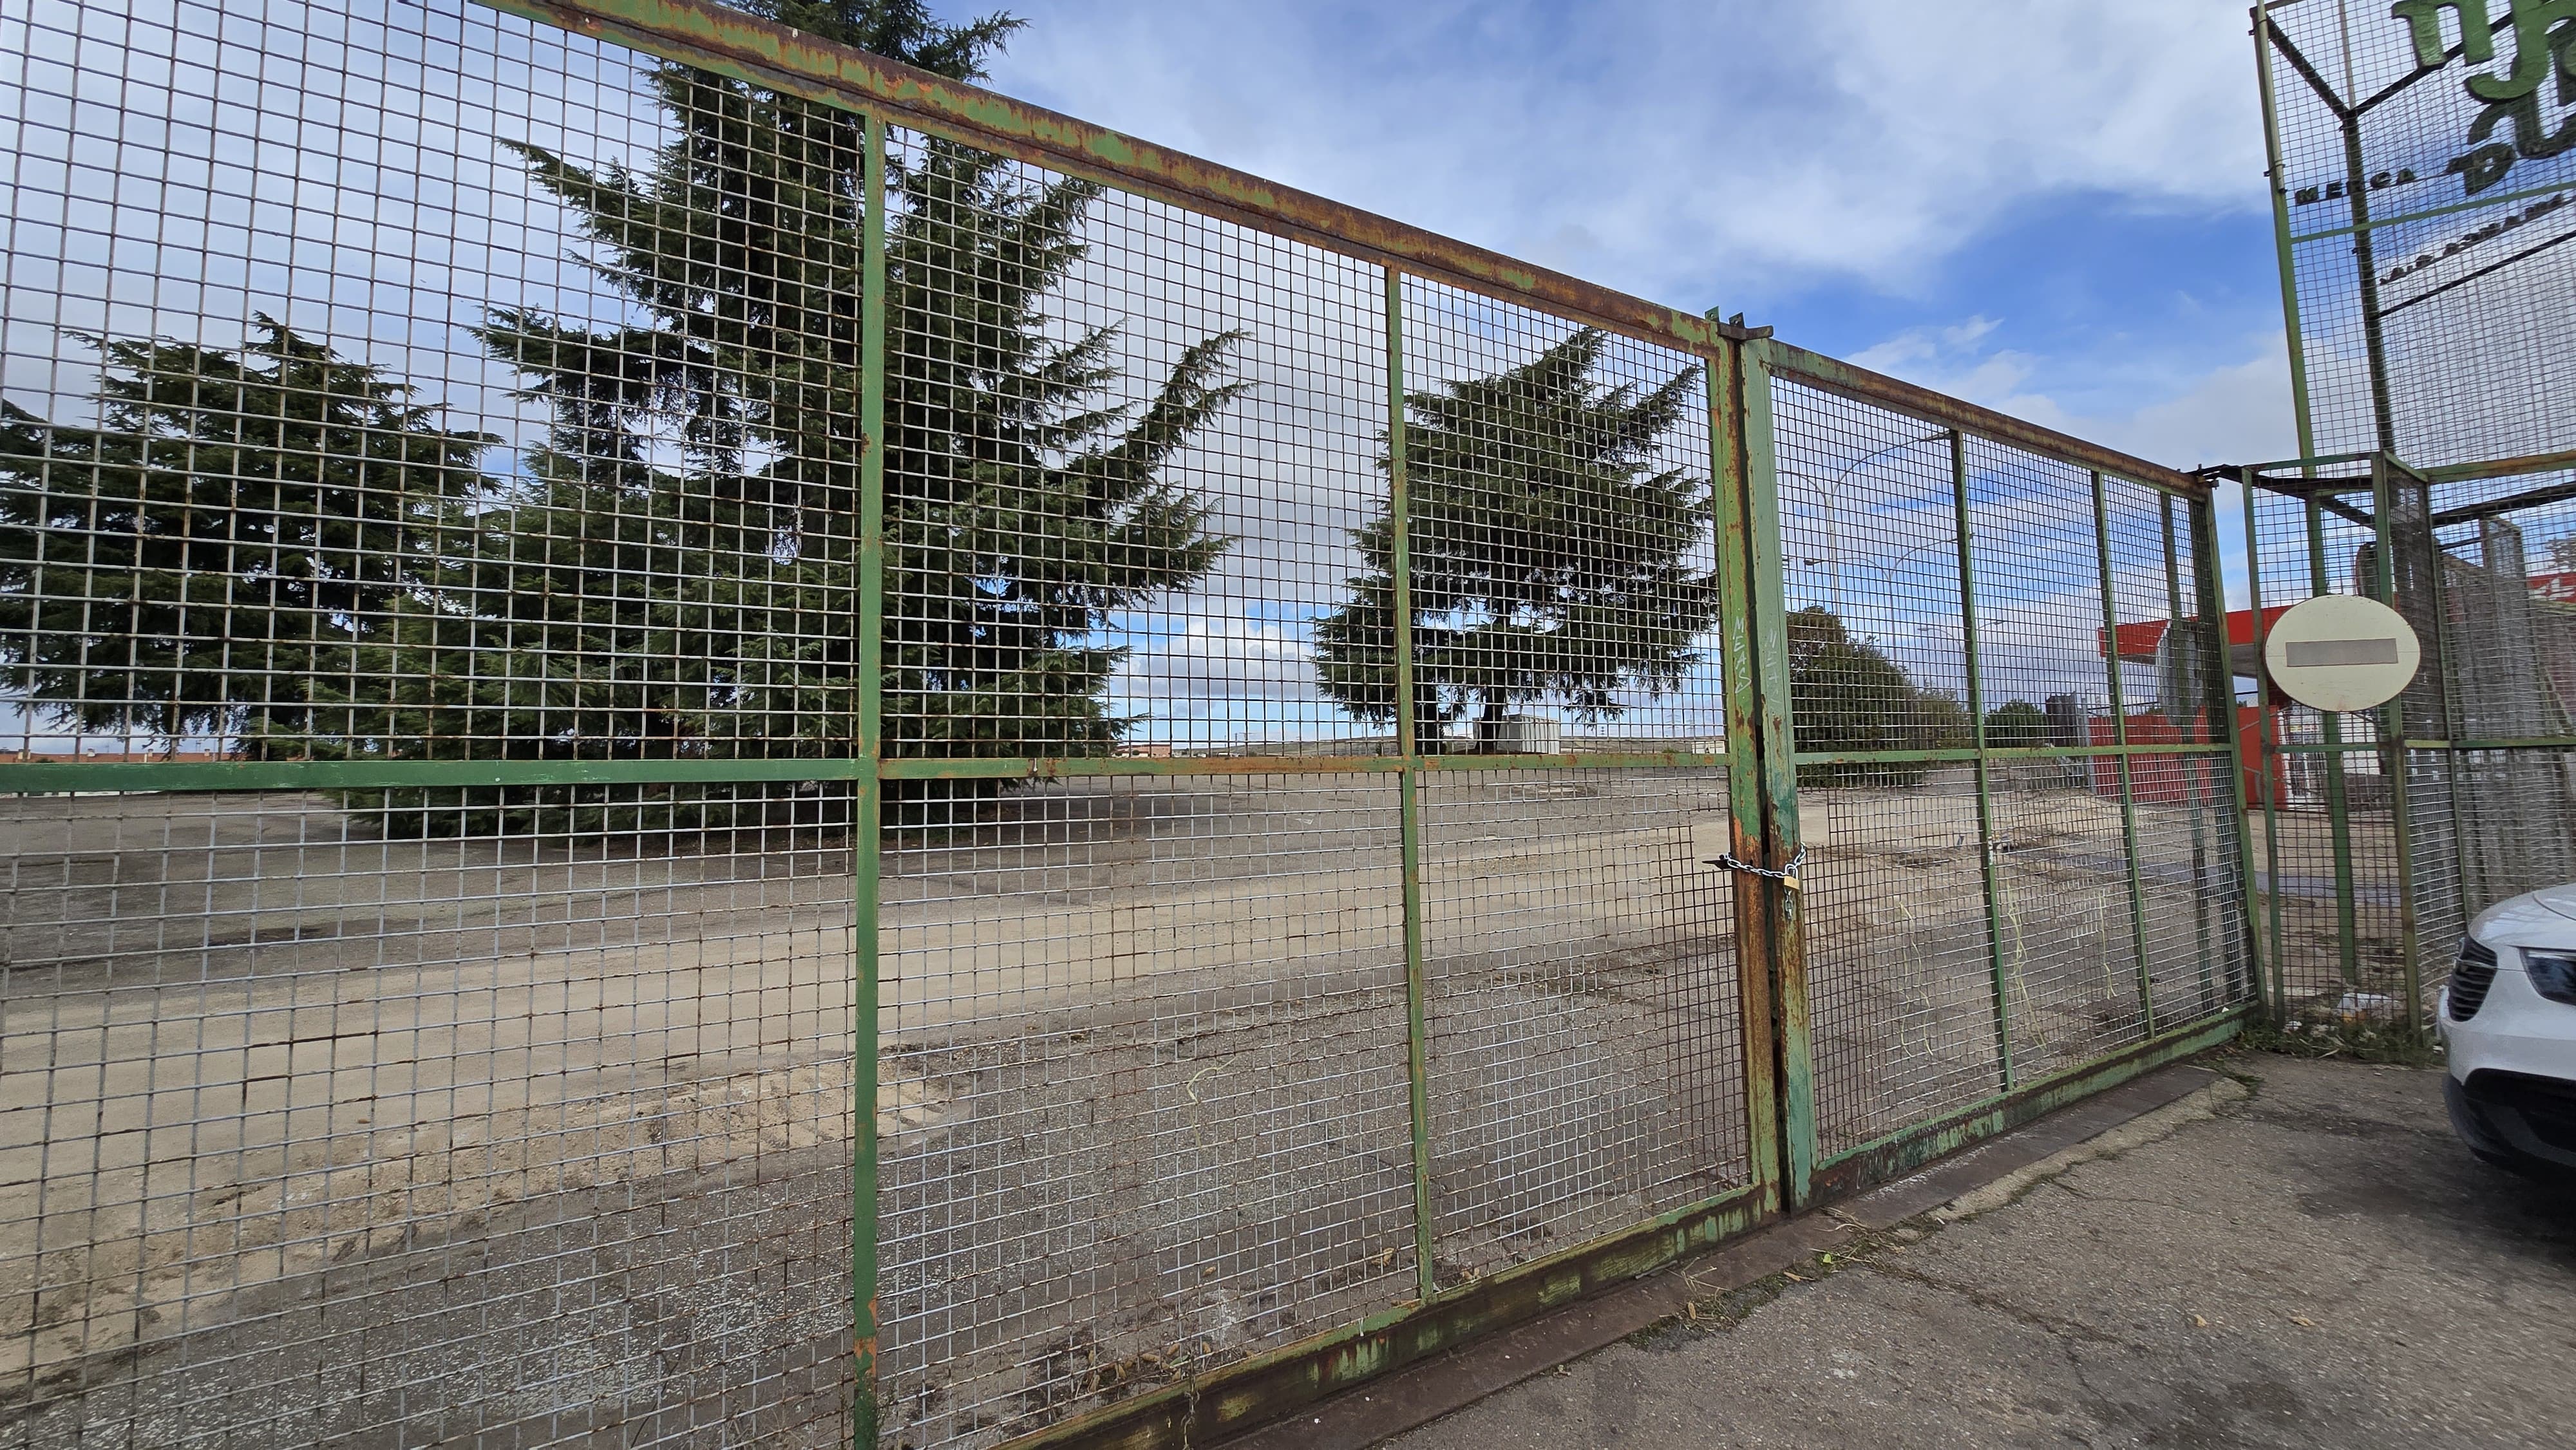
2083;707;2278;807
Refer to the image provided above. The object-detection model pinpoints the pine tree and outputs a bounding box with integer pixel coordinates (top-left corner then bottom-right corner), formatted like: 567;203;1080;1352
0;320;489;753
332;0;1245;832
1314;328;1716;749
1982;699;2050;749
1782;605;1971;785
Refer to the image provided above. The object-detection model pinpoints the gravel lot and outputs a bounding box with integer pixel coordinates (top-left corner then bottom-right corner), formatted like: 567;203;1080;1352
2;767;2247;1447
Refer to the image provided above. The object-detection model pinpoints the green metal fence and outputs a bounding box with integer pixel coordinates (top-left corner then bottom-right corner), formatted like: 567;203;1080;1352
2251;0;2576;480
2245;2;2576;1032
2242;453;2576;1030
0;3;2253;1446
1761;353;2257;1201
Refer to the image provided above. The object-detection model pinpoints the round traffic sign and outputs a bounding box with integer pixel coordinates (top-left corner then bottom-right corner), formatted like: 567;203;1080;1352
2260;594;2421;713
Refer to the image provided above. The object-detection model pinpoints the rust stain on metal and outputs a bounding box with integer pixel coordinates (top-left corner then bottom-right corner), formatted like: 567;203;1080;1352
1765;341;2205;498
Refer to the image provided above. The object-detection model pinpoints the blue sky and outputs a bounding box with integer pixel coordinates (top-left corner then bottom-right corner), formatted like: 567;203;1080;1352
984;0;2300;473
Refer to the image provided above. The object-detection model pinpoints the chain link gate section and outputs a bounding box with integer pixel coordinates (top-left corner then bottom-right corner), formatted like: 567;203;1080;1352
1752;348;2260;1202
0;3;2256;1446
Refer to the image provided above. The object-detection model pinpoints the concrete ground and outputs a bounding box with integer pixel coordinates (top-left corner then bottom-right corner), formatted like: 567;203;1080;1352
1385;1055;2576;1450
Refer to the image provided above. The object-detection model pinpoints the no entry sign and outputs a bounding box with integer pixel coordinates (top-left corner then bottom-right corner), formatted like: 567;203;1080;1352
2261;594;2422;713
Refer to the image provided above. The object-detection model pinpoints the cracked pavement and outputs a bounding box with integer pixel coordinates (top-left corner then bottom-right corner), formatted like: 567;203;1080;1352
1382;1055;2576;1449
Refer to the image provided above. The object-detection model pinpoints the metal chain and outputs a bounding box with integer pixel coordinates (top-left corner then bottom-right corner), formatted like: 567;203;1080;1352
1706;845;1806;882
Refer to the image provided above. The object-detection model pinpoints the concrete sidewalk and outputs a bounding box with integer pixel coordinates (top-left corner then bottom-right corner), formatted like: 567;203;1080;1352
1383;1056;2576;1449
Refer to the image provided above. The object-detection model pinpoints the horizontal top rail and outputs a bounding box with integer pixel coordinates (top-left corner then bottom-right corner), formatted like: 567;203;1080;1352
2235;448;2576;502
479;0;1759;357
1762;343;2205;496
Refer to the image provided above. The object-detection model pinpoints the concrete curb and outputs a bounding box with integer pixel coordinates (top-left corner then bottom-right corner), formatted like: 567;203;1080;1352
1931;1076;2251;1223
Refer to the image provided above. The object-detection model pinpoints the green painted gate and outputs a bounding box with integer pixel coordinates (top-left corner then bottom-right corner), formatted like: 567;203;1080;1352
0;3;2256;1446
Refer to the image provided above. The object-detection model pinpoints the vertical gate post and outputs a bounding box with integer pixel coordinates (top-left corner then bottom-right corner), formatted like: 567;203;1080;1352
2197;491;2269;1011
1951;432;2016;1090
2163;500;2218;1011
2089;471;2157;1033
2371;455;2424;1034
2251;8;2320;468
2307;495;2363;984
1719;336;1812;1208
2241;469;2289;1018
1386;267;1438;1301
853;110;888;1450
1710;330;1784;1213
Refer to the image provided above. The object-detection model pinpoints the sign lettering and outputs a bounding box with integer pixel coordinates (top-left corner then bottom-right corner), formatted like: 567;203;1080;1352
2392;0;2576;194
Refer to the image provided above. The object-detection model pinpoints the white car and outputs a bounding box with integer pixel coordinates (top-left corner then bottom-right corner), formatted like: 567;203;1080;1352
2438;884;2576;1182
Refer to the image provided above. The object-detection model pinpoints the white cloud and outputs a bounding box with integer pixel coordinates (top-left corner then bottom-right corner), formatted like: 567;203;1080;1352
1112;616;1318;706
1851;315;2005;370
990;1;2268;301
1841;317;2298;472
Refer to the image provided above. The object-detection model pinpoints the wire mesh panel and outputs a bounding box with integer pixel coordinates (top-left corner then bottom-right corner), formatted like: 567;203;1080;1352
875;775;1416;1449
1416;765;1743;1284
1770;378;2002;1155
1390;279;1727;755
2246;480;2434;1019
3;1;862;1442
1772;366;2250;1160
862;110;1445;1445
2424;473;2576;970
2260;0;2576;470
1962;440;2141;1080
0;0;868;775
1797;779;2003;1157
2430;479;2576;917
2101;483;2251;1028
874;131;1392;766
0;789;857;1447
2405;744;2468;991
1383;287;1747;1284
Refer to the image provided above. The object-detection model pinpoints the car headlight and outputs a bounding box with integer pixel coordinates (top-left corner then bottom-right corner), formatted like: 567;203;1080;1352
2523;949;2576;1006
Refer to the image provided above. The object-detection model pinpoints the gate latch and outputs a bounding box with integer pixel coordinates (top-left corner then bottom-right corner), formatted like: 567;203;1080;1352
1707;845;1807;892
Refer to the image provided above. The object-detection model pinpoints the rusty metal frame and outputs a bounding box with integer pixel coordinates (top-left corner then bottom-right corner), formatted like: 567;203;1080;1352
1724;336;1806;1210
1762;343;2205;499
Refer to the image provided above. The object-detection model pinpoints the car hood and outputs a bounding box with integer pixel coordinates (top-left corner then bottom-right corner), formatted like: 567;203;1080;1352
2470;883;2576;950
